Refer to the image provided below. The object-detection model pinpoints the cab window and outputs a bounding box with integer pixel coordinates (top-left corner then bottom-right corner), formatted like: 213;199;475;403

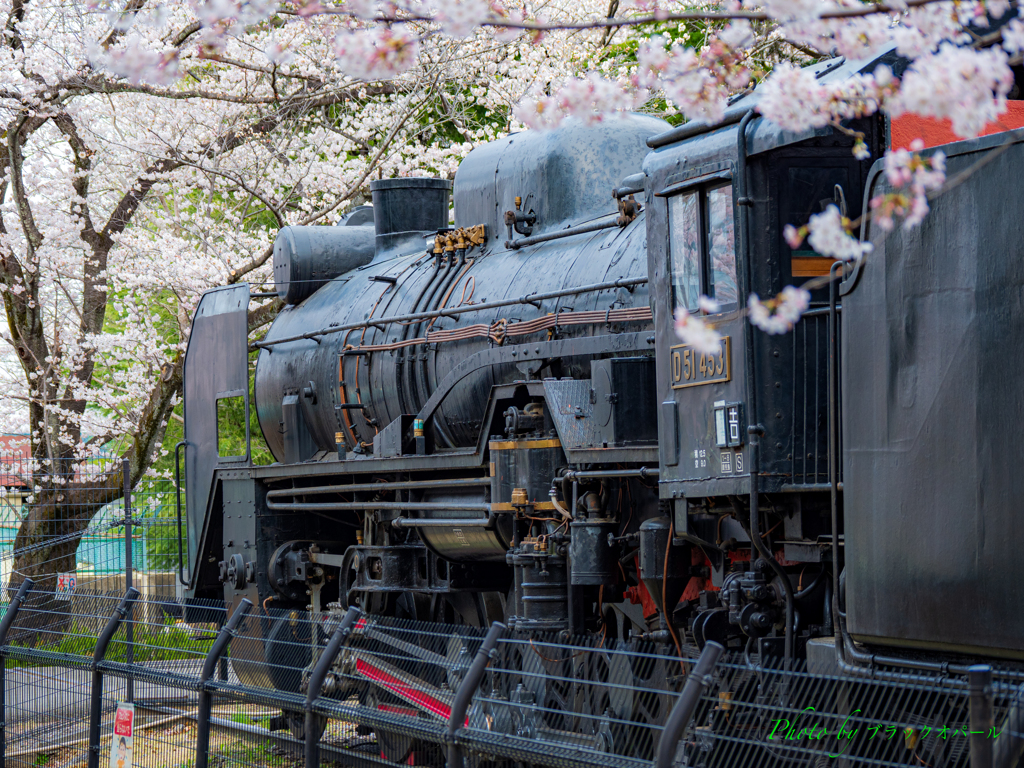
668;182;737;312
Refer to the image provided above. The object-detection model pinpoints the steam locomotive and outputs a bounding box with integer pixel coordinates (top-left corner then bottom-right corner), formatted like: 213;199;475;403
179;43;1024;762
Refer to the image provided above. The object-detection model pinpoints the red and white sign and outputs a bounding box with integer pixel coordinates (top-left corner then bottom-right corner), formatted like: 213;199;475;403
108;702;134;768
56;572;76;601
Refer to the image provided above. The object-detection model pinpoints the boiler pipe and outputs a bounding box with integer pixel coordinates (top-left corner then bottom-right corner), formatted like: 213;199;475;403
266;500;491;512
391;517;491;529
266;477;490;499
561;467;659;481
253;277;647;350
505;215;620;250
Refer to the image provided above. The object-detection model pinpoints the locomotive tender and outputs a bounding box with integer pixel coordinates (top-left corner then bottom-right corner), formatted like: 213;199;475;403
178;43;1024;757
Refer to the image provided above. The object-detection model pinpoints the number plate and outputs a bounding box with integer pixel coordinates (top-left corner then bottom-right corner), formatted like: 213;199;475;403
670;337;731;388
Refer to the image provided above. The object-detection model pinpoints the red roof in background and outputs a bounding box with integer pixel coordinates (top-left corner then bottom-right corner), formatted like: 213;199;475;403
0;436;30;488
891;102;1024;151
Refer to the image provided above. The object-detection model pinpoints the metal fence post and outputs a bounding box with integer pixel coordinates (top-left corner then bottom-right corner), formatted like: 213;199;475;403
122;457;134;703
195;599;253;768
970;665;994;768
87;588;141;768
446;622;505;768
0;579;34;768
654;641;724;768
304;606;362;768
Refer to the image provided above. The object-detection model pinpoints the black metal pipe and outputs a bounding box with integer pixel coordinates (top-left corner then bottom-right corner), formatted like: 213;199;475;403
87;588;140;768
447;621;504;768
0;579;33;768
195;599;253;768
654;641;724;768
267;477;490;499
0;579;32;648
123;457;134;704
828;260;842;665
833;604;983;686
505;215;619;250
304;606;361;768
174;440;189;588
793;567;825;600
735;108;795;669
392;517;490;529
561;467;659;481
267;500;491;512
253;277;647;349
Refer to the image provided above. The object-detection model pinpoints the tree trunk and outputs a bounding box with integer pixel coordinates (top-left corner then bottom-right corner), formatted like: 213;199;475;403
7;465;127;647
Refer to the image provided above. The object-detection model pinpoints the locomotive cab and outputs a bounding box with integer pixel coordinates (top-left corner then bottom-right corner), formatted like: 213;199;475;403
644;54;888;653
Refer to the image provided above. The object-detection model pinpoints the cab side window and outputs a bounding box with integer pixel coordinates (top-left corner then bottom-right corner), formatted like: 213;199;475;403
668;182;737;312
669;192;700;311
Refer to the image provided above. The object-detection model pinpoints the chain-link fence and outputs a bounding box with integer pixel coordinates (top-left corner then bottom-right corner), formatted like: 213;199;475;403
0;452;182;602
0;452;1020;768
1;584;1021;768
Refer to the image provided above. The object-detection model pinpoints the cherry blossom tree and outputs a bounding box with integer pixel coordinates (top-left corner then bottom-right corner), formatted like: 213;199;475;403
1;0;1016;593
0;0;612;591
171;0;1007;351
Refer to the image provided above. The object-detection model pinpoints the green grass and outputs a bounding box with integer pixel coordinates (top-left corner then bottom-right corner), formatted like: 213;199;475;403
7;619;215;666
211;738;301;766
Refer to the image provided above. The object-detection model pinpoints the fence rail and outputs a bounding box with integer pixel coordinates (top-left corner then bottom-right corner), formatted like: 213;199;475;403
0;586;1021;768
0;454;1021;767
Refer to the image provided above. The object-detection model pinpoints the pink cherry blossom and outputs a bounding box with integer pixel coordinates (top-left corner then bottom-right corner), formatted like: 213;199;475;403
674;307;723;354
437;0;495;37
805;205;873;262
887;44;1013;138
334;27;420;80
748;286;811;335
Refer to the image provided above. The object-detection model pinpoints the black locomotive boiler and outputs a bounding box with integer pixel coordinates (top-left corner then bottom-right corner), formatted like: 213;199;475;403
178;44;1024;764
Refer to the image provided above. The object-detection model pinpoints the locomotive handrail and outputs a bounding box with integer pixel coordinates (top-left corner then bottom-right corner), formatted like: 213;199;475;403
251;276;648;350
174;439;190;588
505;214;621;250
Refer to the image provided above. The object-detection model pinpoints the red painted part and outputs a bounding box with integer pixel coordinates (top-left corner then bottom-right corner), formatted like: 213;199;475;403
355;657;457;722
379;751;415;766
625;557;661;619
624;546;801;613
890;103;1024;150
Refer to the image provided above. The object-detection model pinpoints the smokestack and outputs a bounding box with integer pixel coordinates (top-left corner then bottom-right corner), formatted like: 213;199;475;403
370;177;452;253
